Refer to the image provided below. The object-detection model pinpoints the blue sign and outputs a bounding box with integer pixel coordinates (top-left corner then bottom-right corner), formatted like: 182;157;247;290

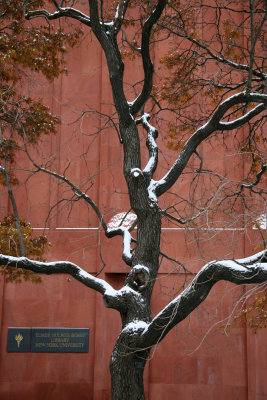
7;328;89;353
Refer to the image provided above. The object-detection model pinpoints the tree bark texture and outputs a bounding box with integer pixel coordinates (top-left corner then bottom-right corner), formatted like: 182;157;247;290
110;331;150;400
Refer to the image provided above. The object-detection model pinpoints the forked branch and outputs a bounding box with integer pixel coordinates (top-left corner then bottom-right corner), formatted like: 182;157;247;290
152;91;267;197
24;1;92;26
24;144;134;265
140;250;267;348
131;0;167;117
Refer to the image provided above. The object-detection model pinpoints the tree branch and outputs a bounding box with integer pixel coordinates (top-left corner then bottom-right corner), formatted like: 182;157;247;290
24;140;136;265
151;91;267;197
238;164;267;194
0;254;115;295
24;3;92;26
113;0;130;34
218;103;266;130
131;0;167;117
162;22;267;82
136;113;158;177
25;154;109;231
140;250;267;348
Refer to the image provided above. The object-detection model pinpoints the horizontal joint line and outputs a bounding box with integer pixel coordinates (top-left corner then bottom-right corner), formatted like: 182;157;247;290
31;227;246;231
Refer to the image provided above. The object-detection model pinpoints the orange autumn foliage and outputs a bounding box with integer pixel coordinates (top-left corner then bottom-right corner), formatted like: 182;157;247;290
0;0;82;282
0;216;51;283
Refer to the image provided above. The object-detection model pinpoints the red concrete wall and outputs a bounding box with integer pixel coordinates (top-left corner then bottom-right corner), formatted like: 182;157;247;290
0;14;266;400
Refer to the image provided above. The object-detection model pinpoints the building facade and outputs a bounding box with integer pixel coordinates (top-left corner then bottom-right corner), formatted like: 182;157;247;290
0;6;266;400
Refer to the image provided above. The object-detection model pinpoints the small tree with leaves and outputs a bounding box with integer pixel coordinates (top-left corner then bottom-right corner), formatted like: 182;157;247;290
0;0;81;281
0;1;266;399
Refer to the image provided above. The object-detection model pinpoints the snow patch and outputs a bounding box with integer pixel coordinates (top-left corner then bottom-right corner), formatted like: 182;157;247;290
236;250;267;264
218;260;249;272
131;168;142;178
104;286;119;298
122;320;149;333
123;230;132;260
253;214;267;230
147;180;158;203
132;265;150;274
78;269;90;278
107;212;137;229
78;268;116;293
119;285;140;295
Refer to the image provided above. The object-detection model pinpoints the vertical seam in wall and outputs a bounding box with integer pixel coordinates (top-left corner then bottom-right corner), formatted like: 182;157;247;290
0;277;5;353
244;284;250;400
92;41;104;398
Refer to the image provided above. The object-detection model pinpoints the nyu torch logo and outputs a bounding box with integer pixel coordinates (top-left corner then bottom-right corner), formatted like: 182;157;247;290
15;333;23;348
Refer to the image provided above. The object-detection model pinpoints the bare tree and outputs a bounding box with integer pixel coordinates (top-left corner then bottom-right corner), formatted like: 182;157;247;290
0;1;266;399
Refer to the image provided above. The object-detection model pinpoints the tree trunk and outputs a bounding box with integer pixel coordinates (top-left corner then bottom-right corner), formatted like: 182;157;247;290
110;334;149;400
108;132;162;399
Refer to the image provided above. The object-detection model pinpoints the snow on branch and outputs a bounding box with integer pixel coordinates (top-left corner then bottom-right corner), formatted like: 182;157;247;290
26;138;137;267
140;250;267;348
153;91;267;197
218;104;266;130
210;92;267;128
27;167;134;265
24;3;91;26
136;113;158;176
113;0;130;33
107;212;137;266
0;254;115;295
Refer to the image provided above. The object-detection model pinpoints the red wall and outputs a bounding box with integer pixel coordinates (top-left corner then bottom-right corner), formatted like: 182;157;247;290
0;17;266;400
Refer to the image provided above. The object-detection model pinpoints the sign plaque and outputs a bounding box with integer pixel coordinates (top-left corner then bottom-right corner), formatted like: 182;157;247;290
7;328;89;353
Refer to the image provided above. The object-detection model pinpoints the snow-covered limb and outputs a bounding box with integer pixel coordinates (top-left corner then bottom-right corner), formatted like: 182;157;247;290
122;320;149;334
24;149;136;266
107;226;133;266
24;4;92;26
234;249;267;265
140;250;267;348
122;229;133;265
24;0;119;33
0;254;114;295
25;143;138;265
113;0;130;33
153;91;267;197
136;114;158;177
218;103;266;130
